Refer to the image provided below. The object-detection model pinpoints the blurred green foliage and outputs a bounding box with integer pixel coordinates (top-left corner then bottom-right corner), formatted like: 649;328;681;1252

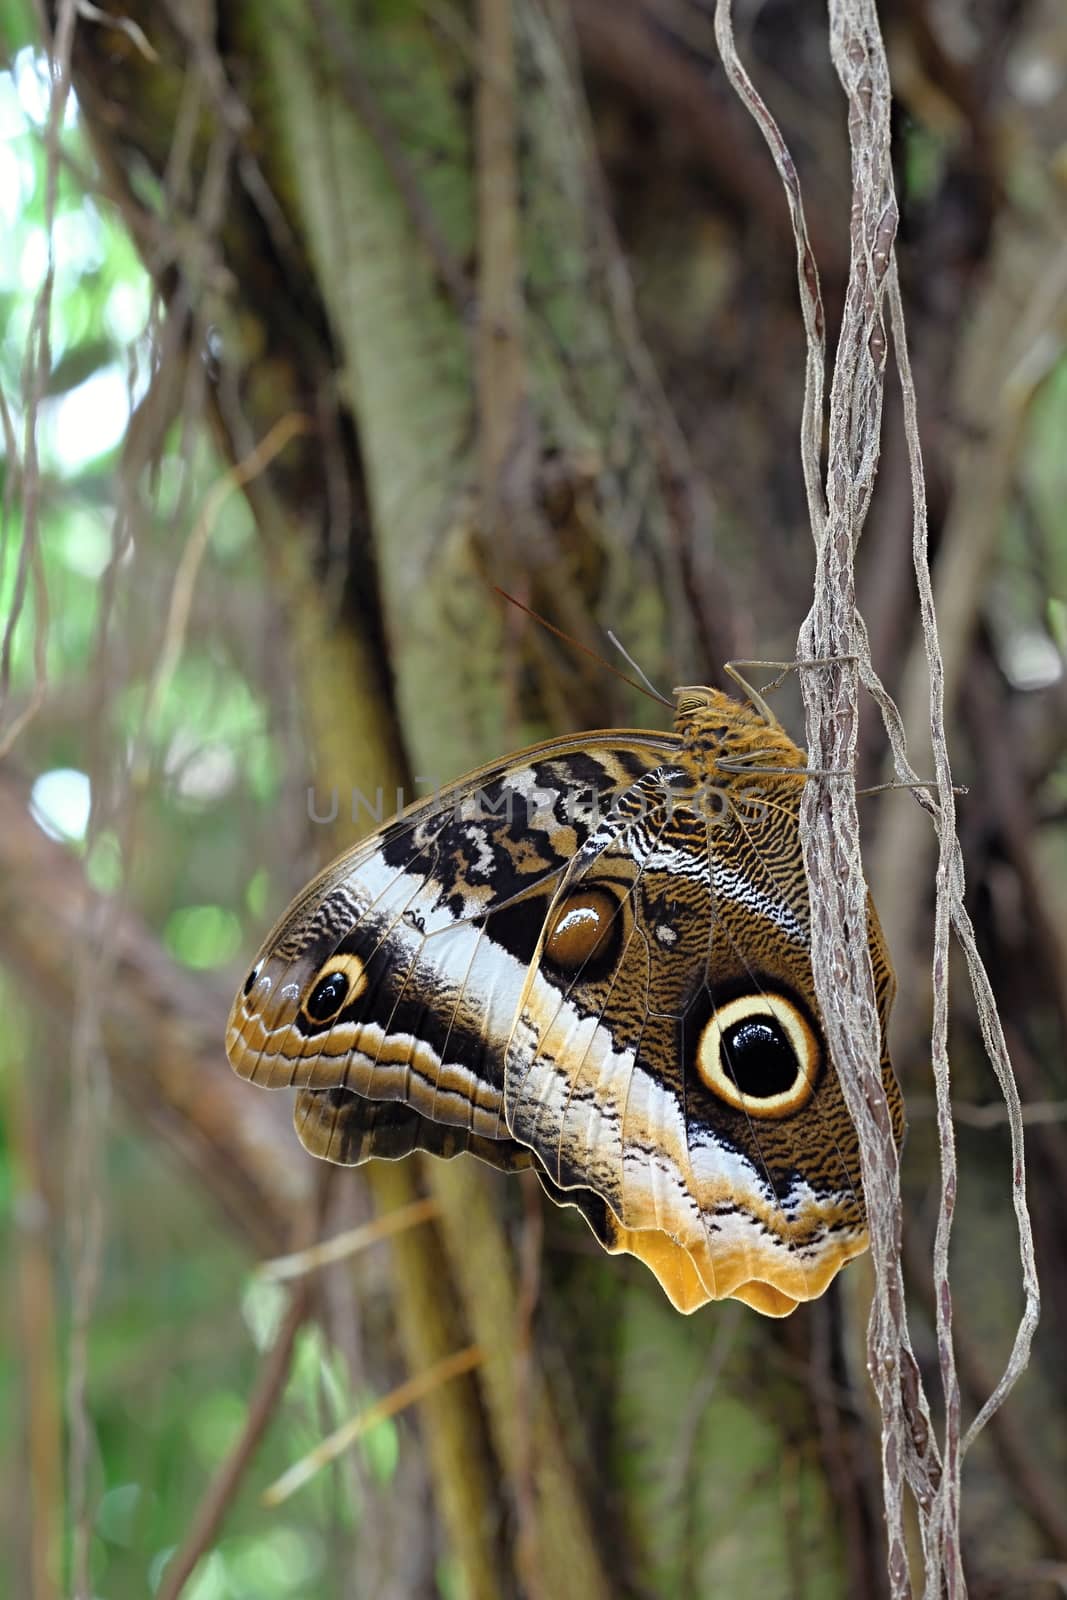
0;34;398;1598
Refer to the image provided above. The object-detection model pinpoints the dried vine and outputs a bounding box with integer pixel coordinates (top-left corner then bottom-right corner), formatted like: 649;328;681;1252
714;2;1039;1594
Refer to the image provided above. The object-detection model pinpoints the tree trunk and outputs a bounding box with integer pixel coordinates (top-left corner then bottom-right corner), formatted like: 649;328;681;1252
45;1;861;1592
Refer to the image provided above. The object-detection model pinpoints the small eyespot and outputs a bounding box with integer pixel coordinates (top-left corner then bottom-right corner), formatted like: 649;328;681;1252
696;993;820;1118
243;964;260;998
543;886;621;978
302;952;368;1024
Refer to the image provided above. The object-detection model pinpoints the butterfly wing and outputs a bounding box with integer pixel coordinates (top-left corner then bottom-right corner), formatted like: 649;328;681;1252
504;765;901;1316
228;716;900;1319
227;732;678;1161
293;1084;537;1170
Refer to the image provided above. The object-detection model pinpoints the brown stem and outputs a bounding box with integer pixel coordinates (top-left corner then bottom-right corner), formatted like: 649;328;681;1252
6;1028;63;1600
157;1283;313;1600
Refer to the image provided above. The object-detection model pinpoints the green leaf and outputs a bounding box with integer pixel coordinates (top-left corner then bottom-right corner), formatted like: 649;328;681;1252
163;905;243;968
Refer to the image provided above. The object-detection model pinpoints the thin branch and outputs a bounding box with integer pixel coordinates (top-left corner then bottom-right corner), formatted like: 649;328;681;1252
157;1283;314;1600
140;412;312;738
0;0;73;759
708;3;1047;1594
794;4;944;1574
883;267;1039;1460
513;1169;546;1600
263;1343;485;1508
872;234;1067;1039
7;1024;63;1600
260;1196;441;1282
712;0;826;539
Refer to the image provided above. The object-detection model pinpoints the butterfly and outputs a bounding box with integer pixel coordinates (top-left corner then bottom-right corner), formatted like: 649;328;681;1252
226;684;903;1317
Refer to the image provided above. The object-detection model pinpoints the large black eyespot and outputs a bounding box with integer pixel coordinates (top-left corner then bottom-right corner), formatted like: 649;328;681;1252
301;952;368;1025
696;994;819;1118
307;972;349;1021
243;963;260;997
723;1018;800;1098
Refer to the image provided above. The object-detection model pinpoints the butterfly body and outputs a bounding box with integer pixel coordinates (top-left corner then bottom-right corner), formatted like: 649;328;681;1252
227;688;902;1316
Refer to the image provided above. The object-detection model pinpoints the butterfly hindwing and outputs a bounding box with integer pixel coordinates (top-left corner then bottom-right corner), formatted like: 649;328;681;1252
294;1084;536;1171
504;741;899;1314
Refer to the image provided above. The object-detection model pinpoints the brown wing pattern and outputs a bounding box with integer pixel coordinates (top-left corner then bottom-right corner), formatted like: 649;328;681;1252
504;725;901;1316
227;731;677;1159
294;1085;536;1171
226;691;902;1317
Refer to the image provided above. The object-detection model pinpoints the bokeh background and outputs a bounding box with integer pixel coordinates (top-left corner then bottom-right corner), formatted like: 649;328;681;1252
1;1;1066;1596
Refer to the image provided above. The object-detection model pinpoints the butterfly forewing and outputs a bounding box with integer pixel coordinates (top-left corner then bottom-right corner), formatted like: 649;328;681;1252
228;733;678;1148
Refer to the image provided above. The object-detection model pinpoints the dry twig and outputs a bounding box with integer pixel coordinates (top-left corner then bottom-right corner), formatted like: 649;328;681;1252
263;1343;485;1508
156;1284;314;1600
713;2;1039;1593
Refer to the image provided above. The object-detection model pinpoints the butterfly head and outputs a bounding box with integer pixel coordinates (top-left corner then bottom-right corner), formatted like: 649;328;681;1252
671;685;806;779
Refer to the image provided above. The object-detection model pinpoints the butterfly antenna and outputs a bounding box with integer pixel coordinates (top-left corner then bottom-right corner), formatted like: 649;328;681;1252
493;587;673;708
606;629;672;705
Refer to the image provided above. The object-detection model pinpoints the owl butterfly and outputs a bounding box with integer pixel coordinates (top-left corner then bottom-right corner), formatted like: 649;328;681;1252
227;685;903;1317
